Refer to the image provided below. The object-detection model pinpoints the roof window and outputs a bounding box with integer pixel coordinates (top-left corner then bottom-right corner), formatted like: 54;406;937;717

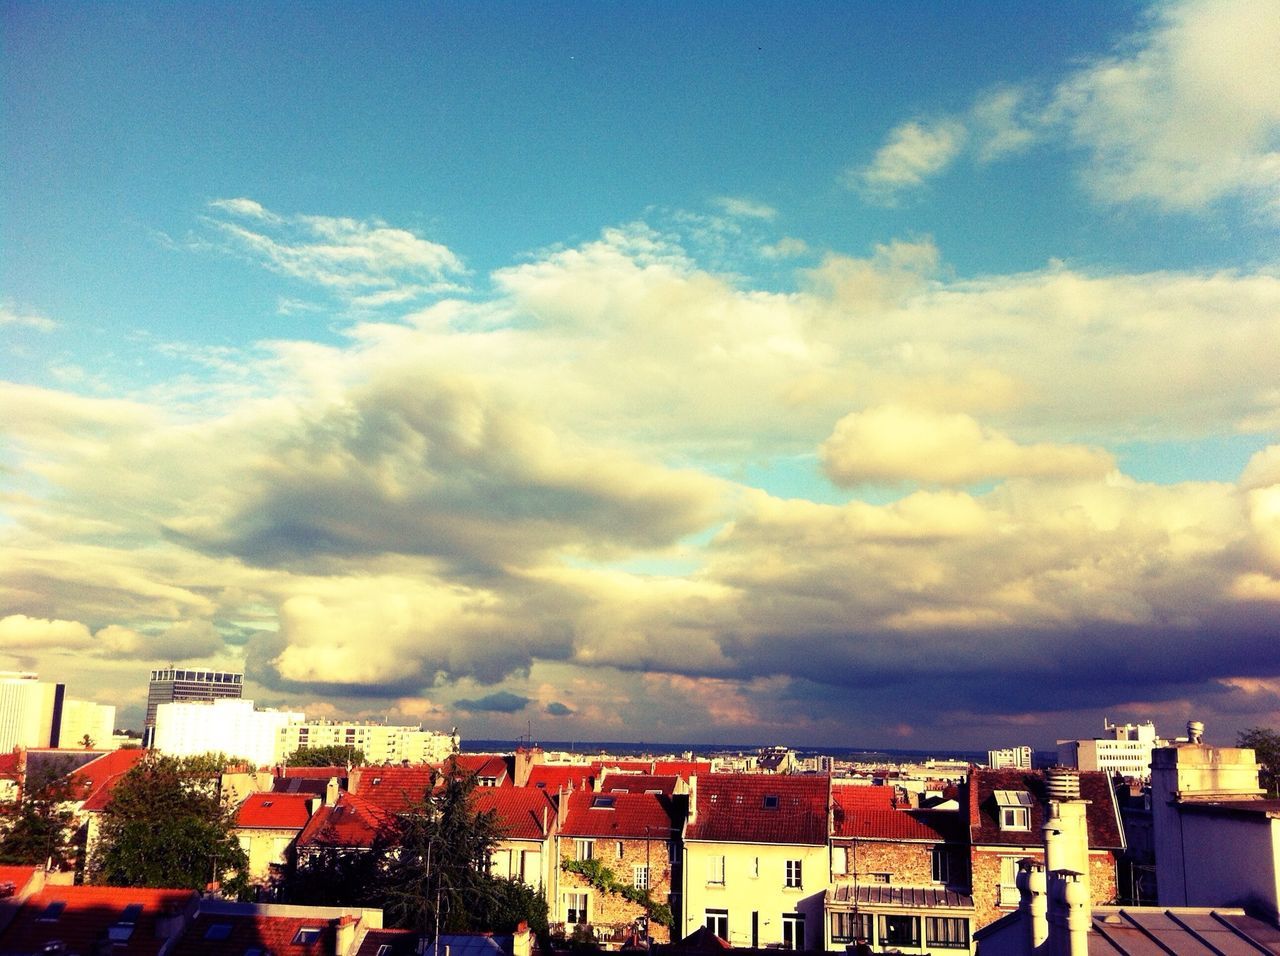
591;795;617;809
293;927;323;944
763;795;780;809
37;901;65;922
204;923;234;941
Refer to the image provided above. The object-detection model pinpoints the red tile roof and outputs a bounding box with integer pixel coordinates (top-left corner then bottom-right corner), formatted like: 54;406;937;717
524;765;595;793
833;806;967;842
831;783;898;810
685;774;829;846
0;865;38;899
170;912;341;955
297;793;394;850
600;773;679;795
0;750;20;777
561;790;679;839
350;766;436;814
237;791;314;830
472;787;558;840
0;885;195;956
965;768;1124;849
356;928;418;956
281;765;349;779
448;754;512;784
653;760;712;781
74;748;149;811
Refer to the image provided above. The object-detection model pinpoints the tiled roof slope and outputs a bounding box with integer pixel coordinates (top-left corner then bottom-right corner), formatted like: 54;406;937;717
0;865;38;898
965;768;1124;849
77;750;151;813
0;885;194;956
237;791;314;830
356;928;418;956
831;783;897;810
653;760;712;780
834;805;966;843
297;793;394;850
525;765;594;793
350;766;435;814
471;787;558;840
684;774;829;845
561;791;678;839
600;773;679;795
170;912;338;956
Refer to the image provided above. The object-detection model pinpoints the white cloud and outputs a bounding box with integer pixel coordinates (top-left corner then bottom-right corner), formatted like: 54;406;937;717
847;119;967;204
0;305;57;332
712;196;777;220
205;198;469;305
821;405;1114;486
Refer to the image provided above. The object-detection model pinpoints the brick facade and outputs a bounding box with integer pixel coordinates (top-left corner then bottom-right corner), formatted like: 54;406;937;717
559;837;674;942
836;839;938;886
969;847;1118;929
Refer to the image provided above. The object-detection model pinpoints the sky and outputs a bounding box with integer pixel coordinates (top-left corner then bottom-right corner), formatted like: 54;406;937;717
2;0;1279;751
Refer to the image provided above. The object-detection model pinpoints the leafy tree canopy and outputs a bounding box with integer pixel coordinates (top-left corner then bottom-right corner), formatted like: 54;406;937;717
88;752;249;897
1238;726;1280;798
0;759;78;869
285;744;366;767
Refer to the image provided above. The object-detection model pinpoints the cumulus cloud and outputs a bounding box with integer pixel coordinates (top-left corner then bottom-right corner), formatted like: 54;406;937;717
848;119;967;204
0;615;93;651
204;198;468;306
821;405;1115;486
853;0;1280;215
0;305;57;332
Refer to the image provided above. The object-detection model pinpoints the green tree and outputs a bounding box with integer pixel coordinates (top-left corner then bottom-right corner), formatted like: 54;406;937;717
285;744;366;767
88;752;249;897
0;766;77;869
1239;727;1280;798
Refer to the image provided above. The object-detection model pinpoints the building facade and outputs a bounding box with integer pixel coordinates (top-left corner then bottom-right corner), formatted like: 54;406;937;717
985;748;1032;771
57;699;116;750
143;667;243;746
152;698;304;767
278;720;458;765
0;672;64;751
1056;720;1164;780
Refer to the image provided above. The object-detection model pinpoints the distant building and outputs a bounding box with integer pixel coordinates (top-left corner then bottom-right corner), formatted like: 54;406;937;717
278;720;458;765
1056;719;1166;780
986;747;1032;770
153;698;304;767
57;699;116;750
143;667;243;746
0;672;64;751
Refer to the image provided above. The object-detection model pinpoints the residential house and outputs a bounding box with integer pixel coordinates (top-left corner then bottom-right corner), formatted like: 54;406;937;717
680;774;829;950
475;786;559;895
826;782;974;953
965;768;1123;929
167;900;383;956
599;774;685;796
558;790;680;944
235;791;315;886
296;783;395;863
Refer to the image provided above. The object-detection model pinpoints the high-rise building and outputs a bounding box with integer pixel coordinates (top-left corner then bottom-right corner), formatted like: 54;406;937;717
143;667;243;746
1057;718;1167;779
987;745;1033;769
0;672;65;751
152;698;304;768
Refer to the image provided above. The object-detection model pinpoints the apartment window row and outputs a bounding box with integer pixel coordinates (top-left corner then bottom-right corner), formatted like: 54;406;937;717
830;913;968;951
705;855;803;887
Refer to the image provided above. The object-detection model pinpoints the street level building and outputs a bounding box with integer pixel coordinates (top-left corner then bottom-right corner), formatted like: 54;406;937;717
143;667;243;746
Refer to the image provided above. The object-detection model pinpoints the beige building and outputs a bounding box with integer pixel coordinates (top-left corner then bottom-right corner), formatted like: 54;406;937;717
278;720;458;765
57;699;116;750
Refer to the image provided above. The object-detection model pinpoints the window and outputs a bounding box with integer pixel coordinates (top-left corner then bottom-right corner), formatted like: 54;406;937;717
633;865;650;889
707;854;726;885
705;909;729;941
994;790;1034;831
565;892;589;924
204;923;234;941
782;913;805;950
868;872;892;884
574;839;595;861
763;794;780;809
830;912;872;945
616;840;625;860
37;901;65;922
591;795;616;809
293;927;323;944
932;845;967;886
879;914;919;948
785;859;802;889
998;857;1022;907
926;916;970;950
831;846;847;876
750;856;759;879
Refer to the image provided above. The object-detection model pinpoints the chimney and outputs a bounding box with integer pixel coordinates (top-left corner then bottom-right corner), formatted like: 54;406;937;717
335;914;358;956
512;920;532;956
325;776;340;808
687;775;697;826
1016;859;1048;951
1043;768;1091;906
1047;870;1089;956
1186;720;1204;744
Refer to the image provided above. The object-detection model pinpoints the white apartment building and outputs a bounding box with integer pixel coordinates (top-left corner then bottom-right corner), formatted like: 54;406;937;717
1057;719;1165;779
0;672;64;751
58;699;117;749
153;698;304;768
986;747;1032;770
278;720;458;765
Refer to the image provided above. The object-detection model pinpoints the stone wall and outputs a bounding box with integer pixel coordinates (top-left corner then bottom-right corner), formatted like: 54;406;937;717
559;838;674;942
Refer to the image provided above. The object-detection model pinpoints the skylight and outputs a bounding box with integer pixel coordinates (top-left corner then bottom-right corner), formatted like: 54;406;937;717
763;795;780;809
37;901;65;922
591;795;616;809
205;922;234;941
294;927;323;944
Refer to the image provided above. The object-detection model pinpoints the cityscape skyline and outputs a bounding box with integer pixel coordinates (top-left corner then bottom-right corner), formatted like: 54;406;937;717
3;0;1280;749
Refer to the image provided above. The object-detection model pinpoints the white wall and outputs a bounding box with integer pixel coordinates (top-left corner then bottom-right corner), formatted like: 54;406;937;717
154;698;304;767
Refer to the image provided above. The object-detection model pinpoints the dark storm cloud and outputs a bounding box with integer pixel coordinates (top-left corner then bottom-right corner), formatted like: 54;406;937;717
455;691;531;714
545;702;574;716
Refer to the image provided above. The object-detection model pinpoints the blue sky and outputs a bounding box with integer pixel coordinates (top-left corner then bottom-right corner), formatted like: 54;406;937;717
3;0;1279;750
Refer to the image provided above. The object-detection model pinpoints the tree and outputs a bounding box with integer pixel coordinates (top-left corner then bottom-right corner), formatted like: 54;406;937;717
284;744;366;767
0;764;77;869
1239;727;1280;798
87;752;249;897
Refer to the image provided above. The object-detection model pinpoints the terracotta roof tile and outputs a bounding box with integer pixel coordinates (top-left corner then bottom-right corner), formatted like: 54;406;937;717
833;806;966;842
171;912;338;955
351;766;436;814
356;928;418;956
600;773;679;795
237;791;314;830
471;787;557;841
0;885;194;956
0;865;38;899
653;761;712;781
297;793;394;850
69;748;148;806
561;791;678;839
831;783;898;810
524;765;594;793
684;774;829;846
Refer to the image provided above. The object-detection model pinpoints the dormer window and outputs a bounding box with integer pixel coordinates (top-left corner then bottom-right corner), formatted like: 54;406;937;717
994;790;1033;831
